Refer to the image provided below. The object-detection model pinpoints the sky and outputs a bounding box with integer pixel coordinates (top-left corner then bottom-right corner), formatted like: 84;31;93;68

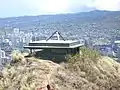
0;0;120;18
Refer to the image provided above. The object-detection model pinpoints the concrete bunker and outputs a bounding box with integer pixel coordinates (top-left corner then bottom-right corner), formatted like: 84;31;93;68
24;31;84;62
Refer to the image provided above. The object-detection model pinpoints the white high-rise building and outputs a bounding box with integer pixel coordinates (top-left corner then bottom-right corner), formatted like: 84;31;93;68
13;28;20;35
0;49;6;59
0;48;6;65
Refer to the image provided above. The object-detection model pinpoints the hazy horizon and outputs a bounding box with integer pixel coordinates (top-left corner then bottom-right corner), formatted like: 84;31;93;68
0;0;120;18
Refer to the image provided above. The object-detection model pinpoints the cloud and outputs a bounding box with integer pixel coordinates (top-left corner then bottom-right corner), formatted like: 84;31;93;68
93;0;120;11
23;0;120;13
22;0;70;14
0;0;120;17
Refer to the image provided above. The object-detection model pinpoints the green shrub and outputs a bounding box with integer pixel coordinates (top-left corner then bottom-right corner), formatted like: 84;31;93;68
68;47;101;65
80;47;100;63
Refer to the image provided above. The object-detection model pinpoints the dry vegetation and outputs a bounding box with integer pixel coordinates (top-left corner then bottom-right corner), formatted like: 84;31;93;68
0;48;120;90
57;47;120;90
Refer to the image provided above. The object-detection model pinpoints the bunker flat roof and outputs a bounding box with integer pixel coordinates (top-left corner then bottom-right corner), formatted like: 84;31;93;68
28;40;81;47
31;40;78;43
24;43;84;49
24;40;84;49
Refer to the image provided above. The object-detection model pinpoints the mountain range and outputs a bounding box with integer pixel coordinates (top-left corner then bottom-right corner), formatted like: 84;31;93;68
0;10;120;41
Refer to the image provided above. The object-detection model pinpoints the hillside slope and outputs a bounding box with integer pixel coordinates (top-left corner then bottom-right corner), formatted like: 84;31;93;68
0;51;120;90
0;10;120;42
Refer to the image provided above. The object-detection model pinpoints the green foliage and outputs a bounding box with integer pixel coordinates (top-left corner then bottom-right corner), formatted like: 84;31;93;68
81;47;100;62
68;47;101;65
